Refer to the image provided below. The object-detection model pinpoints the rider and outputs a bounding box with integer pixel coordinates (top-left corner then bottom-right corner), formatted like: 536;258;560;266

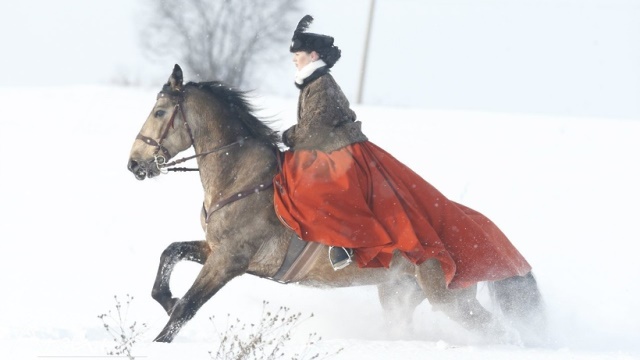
274;16;531;287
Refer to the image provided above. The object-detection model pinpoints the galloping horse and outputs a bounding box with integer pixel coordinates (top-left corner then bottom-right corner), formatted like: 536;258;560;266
127;65;544;343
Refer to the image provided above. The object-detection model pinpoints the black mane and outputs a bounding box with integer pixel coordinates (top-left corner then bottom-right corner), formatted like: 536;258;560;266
186;81;281;147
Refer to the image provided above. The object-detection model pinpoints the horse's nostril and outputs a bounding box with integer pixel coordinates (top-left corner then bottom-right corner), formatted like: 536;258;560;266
128;159;139;172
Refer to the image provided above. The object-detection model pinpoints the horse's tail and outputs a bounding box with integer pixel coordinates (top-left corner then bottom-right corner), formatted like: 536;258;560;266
489;272;548;345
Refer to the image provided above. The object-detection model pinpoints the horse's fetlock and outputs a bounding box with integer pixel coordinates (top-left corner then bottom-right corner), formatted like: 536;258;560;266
151;288;171;302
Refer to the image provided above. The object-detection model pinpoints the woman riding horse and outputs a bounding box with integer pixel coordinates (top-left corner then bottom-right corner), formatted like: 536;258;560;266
274;15;531;288
127;15;543;344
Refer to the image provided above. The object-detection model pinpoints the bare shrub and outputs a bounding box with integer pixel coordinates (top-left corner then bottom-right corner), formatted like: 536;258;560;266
210;301;342;360
98;294;148;360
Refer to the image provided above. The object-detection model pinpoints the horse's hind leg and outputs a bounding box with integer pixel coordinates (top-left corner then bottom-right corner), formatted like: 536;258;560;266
491;272;547;344
415;259;498;335
151;240;211;315
377;275;426;335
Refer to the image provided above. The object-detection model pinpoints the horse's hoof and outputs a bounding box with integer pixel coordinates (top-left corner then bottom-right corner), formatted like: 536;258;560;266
153;332;172;343
154;324;180;343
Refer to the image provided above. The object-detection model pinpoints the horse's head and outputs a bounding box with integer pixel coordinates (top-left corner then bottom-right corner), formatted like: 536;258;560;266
128;65;195;180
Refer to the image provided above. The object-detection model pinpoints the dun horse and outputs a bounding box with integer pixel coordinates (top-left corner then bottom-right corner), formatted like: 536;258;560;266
127;65;544;343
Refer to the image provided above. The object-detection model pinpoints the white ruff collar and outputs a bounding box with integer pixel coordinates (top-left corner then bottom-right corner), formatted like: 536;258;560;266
295;59;327;85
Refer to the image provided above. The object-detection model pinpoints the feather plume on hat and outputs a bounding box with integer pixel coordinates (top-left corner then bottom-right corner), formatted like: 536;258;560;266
295;15;314;33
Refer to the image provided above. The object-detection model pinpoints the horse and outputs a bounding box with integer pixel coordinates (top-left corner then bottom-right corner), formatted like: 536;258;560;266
127;64;545;344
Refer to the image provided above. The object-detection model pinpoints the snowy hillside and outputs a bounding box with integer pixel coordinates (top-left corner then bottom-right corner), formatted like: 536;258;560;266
0;86;638;359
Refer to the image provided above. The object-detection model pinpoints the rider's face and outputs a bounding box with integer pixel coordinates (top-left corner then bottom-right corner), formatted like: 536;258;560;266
292;51;318;70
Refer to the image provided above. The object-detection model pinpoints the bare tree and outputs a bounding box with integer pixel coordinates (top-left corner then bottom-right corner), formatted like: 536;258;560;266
140;0;300;87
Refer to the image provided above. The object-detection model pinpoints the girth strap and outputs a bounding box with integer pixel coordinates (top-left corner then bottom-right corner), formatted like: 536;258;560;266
269;238;323;284
270;234;307;281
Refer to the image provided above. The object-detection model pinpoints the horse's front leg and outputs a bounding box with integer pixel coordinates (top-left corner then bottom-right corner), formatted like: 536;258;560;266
151;241;211;315
153;246;251;343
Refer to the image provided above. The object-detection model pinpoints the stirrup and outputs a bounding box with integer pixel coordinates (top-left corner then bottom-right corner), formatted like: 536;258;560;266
328;246;353;271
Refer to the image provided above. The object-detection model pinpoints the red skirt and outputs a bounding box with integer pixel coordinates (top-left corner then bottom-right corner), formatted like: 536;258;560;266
273;141;531;289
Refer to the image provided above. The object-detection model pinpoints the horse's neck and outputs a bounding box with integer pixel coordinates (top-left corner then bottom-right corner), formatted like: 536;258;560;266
195;134;276;209
191;115;241;154
185;97;277;211
194;130;242;179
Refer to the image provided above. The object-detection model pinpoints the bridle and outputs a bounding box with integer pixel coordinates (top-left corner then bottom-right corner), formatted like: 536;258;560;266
136;92;246;173
135;89;276;220
136;99;191;171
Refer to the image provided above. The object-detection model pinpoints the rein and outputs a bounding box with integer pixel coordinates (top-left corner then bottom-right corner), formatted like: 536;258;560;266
160;138;248;173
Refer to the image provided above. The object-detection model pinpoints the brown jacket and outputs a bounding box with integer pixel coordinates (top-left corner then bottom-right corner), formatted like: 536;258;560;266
283;70;368;152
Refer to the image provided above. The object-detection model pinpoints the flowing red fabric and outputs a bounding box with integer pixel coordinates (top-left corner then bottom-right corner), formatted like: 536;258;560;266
273;141;531;289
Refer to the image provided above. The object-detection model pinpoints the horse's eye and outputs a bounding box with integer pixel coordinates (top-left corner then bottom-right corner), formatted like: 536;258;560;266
155;109;166;118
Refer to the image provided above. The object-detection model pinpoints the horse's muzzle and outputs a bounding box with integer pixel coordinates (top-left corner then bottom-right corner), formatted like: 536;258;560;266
128;159;155;180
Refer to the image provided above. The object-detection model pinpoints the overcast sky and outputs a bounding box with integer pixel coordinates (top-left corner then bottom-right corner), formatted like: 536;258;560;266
1;0;638;119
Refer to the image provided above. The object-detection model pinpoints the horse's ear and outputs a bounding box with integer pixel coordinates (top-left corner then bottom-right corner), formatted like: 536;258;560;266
168;64;183;91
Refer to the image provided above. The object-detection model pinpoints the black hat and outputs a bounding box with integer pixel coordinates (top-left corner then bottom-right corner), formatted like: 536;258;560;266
290;15;341;68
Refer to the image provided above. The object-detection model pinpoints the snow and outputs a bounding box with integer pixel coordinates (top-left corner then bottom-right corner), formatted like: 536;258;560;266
1;86;639;359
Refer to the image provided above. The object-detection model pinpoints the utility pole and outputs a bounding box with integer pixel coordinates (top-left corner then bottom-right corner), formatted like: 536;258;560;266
356;0;376;104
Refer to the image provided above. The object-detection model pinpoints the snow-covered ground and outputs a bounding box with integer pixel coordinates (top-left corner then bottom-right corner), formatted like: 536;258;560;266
1;86;639;359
